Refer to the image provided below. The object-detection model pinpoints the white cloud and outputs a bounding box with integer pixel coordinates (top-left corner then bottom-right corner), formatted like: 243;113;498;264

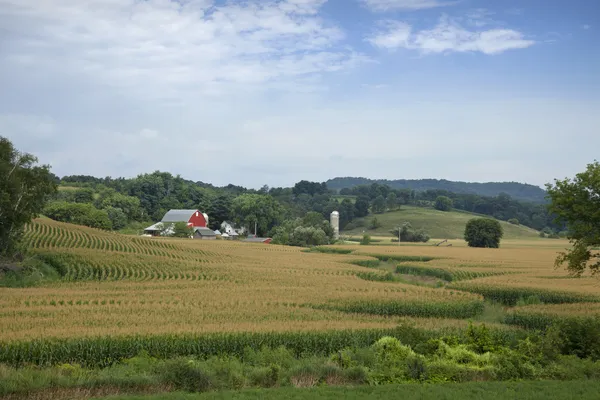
360;0;457;12
0;0;365;98
367;15;534;55
583;24;591;30
366;21;411;50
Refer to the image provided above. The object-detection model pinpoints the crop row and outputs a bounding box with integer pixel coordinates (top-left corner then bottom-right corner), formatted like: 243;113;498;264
395;264;512;282
316;298;485;319
447;283;600;306
0;324;524;368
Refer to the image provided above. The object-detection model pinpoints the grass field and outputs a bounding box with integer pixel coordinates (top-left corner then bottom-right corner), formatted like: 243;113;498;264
343;206;540;239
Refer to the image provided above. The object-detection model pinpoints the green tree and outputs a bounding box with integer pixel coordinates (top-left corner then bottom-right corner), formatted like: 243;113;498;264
104;206;127;230
98;191;142;222
545;161;600;275
386;192;398;211
172;222;193;238
207;194;232;231
372;195;386;214
339;199;355;229
44;202;112;230
231;194;283;236
464;218;504;248
434;196;453;212
0;137;57;256
354;196;370;218
72;188;95;203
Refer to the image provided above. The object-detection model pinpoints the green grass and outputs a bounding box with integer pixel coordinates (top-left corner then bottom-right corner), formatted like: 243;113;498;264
343;206;540;239
97;381;600;400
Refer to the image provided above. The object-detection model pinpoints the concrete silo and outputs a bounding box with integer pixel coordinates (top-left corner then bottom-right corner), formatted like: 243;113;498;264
330;211;340;240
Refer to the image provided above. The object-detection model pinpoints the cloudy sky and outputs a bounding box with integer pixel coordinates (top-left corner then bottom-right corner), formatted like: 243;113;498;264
1;0;598;188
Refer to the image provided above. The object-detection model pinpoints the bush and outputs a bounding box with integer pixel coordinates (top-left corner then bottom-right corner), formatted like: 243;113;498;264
508;218;519;225
157;358;211;392
464;218;503;248
390;222;430;243
369;217;382;230
360;234;371;245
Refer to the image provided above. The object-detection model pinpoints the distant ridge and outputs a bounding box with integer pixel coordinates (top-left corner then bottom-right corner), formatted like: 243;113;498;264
326;177;547;203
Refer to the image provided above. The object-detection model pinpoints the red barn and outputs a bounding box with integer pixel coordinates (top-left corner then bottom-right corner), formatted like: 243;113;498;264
161;209;208;227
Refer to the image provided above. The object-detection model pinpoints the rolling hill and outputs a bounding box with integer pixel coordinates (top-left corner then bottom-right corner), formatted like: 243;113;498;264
342;206;540;240
327;177;547;203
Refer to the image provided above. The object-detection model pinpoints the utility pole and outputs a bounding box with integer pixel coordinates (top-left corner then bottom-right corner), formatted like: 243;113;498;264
254;221;257;237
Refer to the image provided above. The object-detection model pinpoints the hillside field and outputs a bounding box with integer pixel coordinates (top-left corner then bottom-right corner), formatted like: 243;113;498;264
343;206;540;240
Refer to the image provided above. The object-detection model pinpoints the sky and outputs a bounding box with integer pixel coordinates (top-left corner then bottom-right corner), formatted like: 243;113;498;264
0;0;598;189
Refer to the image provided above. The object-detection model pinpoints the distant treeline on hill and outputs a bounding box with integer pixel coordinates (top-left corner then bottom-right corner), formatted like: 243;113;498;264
50;173;562;236
326;177;547;204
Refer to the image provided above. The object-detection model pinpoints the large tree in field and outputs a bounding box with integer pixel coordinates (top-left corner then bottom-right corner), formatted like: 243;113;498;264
464;218;503;248
0;137;57;257
545;161;600;276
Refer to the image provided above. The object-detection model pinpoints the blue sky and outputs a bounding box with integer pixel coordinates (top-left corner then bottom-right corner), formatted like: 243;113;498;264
0;0;598;189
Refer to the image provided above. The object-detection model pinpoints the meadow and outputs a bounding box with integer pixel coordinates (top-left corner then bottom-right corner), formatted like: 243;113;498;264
343;206;540;239
1;218;600;398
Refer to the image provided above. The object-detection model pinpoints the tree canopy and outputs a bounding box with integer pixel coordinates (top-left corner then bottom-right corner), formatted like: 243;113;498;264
464;218;503;248
545;161;600;276
0;137;57;257
434;196;453;212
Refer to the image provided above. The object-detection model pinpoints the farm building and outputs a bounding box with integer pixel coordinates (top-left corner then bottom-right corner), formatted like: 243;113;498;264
193;227;217;240
221;221;245;238
143;209;208;236
242;237;272;244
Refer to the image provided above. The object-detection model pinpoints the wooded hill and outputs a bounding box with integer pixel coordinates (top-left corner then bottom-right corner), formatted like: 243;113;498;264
326;177;547;203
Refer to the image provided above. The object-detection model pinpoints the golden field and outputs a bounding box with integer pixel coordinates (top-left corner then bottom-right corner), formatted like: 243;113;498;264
0;219;598;342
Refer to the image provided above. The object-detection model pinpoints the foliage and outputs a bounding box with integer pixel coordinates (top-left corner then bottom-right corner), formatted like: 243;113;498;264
545;161;600;276
386;192;398;210
104;206;128;230
508;218;519;225
434;196;453;212
0;136;57;257
371;195;387;214
173;222;194;238
44;201;112;230
292;180;328;197
390;222;430;243
369;217;382;230
231;194;283;236
271;212;333;247
464;218;503;248
353;196;370;218
360;234;371;245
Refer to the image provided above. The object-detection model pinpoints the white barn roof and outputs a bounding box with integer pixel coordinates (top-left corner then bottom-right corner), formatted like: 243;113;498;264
161;210;198;223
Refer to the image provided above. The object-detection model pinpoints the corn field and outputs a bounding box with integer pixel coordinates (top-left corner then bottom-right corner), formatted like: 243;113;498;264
0;219;596;366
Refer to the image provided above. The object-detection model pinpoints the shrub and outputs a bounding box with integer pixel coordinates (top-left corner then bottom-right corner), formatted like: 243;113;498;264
360;234;371;245
464;218;503;248
369;217;382;230
390;223;430;243
157;358;211;392
508;218;519;225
